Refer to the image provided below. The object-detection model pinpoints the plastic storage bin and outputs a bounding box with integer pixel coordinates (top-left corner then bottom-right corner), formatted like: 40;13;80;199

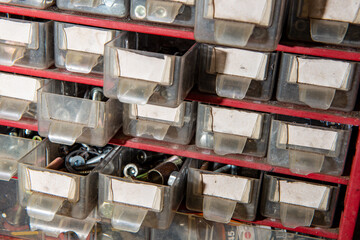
123;101;197;145
287;0;360;48
267;115;352;176
276;53;360;111
55;22;121;74
37;80;122;146
194;0;286;51
17;140;119;222
198;44;278;101
0;0;54;9
57;0;129;18
0;17;53;69
260;173;340;228
0;72;44;121
186;159;262;223
98;148;189;232
104;32;198;107
130;0;195;27
97;221;150;240
196;103;271;157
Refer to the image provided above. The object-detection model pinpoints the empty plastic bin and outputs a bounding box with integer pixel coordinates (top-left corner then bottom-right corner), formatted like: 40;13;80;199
198;44;278;101
123;101;197;145
194;0;286;51
196;103;271;157
0;17;53;69
276;53;360;111
37;80;122;146
104;32;198;107
55;22;121;74
267;115;352;176
130;0;195;27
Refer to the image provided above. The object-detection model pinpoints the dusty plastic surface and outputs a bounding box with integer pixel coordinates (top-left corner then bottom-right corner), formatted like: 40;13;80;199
287;0;360;48
18;139;119;222
104;32;198;107
55;22;121;74
123;101;197;145
37;80;122;147
260;173;340;228
0;17;54;69
130;0;195;27
98;148;189;231
196;103;271;157
57;0;129;18
267;115;352;176
276;53;360;112
0;0;54;9
198;44;278;101
186;159;261;223
194;0;286;51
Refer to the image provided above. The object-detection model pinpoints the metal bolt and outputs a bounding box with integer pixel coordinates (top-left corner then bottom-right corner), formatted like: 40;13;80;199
123;163;140;177
90;87;104;101
167;171;179;186
214;165;232;173
86;147;112;165
134;5;147;19
69;155;86;167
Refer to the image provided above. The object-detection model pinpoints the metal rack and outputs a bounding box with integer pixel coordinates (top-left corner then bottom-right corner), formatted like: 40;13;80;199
1;4;360;240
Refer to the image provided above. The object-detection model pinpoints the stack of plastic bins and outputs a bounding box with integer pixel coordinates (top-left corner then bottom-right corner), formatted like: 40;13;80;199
267;115;352;176
260;173;340;228
276;53;360;111
55;22;122;74
17;139;120;239
57;0;129;18
37;80;122;146
98;148;189;233
286;0;360;48
194;0;286;51
0;72;44;122
0;17;53;69
186;159;262;223
196;103;271;157
130;0;196;27
197;44;279;101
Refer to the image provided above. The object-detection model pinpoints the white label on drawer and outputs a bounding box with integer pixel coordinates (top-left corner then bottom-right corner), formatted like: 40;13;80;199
278;181;330;210
64;26;113;55
212;0;273;26
283;124;338;151
210;107;262;139
201;173;252;203
170;0;195;5
26;169;78;200
131;102;184;123
117;49;173;85
212;47;269;80
0;73;41;102
289;57;351;90
0;20;32;44
309;0;360;23
110;179;163;211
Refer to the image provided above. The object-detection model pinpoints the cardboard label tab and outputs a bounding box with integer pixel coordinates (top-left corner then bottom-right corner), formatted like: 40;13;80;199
202;173;252;203
278;180;330;210
309;0;360;23
26;169;77;200
131;102;184;123
0;73;41;102
0;20;32;44
211;47;269;80
210;106;262;139
110;179;163;211
64;26;113;55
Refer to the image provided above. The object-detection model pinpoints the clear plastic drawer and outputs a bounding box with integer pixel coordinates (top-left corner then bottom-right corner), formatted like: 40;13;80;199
0;0;54;9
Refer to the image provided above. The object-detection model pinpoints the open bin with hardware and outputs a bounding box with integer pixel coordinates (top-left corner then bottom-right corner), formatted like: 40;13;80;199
130;0;195;27
197;44;278;101
17;139;120;239
122;101;197;145
196;103;271;157
0;17;53;69
37;80;122;146
98;148;189;233
186;159;262;223
55;22;121;74
194;0;286;51
104;32;198;107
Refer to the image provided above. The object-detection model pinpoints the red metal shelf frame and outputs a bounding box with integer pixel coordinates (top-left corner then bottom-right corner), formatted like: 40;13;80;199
1;3;360;240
